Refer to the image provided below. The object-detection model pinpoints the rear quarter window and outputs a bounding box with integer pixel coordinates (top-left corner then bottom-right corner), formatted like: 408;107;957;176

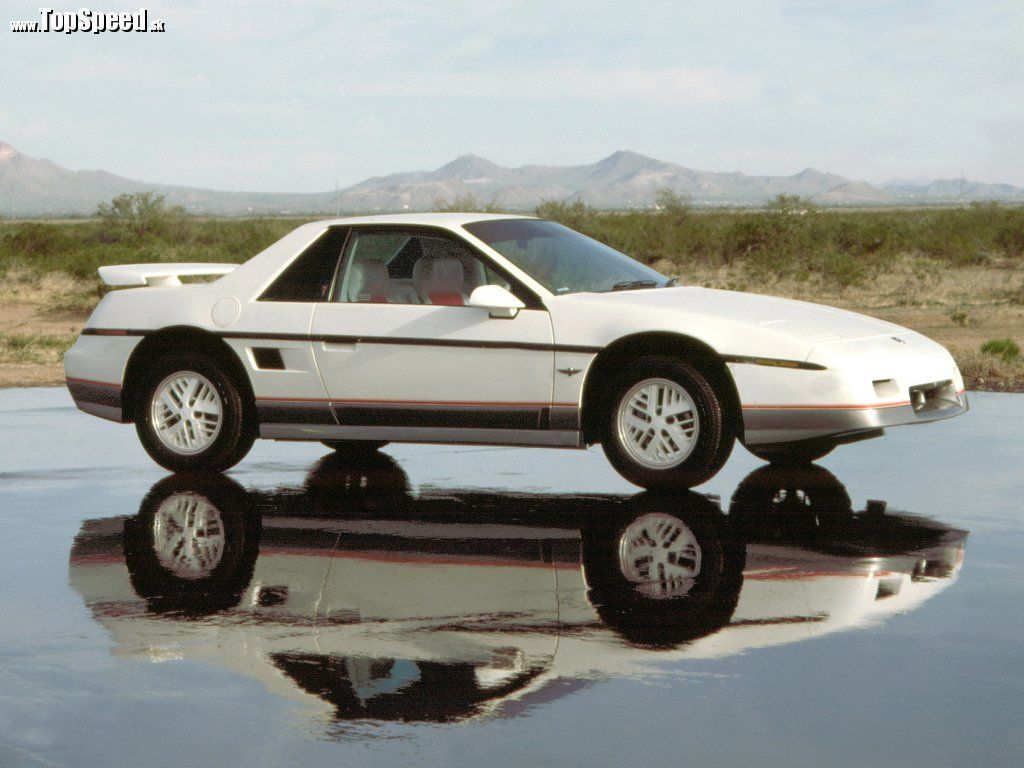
259;227;348;302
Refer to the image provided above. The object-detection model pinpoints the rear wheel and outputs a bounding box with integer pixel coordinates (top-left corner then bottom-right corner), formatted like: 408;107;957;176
601;356;732;489
136;354;255;472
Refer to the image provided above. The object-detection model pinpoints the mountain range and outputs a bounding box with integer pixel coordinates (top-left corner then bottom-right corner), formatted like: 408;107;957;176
1;141;1021;217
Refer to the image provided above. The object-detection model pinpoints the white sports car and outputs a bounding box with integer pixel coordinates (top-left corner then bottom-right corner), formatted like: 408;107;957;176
64;213;967;487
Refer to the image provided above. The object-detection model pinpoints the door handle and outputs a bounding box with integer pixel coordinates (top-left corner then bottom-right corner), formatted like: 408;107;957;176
321;341;357;353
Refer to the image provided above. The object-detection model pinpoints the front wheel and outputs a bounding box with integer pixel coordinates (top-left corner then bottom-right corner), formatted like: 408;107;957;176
136;355;255;473
601;357;732;490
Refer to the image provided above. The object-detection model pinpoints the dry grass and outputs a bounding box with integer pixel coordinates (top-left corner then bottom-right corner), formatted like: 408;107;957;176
953;349;1024;392
0;331;77;388
0;332;76;364
0;267;100;311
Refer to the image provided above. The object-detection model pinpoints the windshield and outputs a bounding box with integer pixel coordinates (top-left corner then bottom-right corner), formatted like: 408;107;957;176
463;219;667;295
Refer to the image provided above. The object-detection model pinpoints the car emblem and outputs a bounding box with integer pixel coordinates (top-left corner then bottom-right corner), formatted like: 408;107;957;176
558;367;583;377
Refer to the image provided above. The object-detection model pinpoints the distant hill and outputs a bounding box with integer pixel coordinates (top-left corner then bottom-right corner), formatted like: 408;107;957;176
880;177;1024;200
1;140;1021;217
813;181;896;205
338;150;855;210
0;141;327;217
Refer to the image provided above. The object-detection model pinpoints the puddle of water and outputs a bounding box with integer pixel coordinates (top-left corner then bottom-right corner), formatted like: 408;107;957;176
1;388;1022;767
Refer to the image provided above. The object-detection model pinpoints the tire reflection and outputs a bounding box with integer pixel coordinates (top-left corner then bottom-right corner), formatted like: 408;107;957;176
68;453;967;726
124;474;260;616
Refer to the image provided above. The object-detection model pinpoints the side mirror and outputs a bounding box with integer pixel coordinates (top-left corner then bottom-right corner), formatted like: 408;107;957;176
467;285;526;319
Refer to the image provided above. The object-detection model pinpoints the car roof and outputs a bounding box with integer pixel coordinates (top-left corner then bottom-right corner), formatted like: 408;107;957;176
308;212;536;228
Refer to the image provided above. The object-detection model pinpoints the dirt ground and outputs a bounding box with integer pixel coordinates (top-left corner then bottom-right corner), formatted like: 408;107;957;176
0;303;88;387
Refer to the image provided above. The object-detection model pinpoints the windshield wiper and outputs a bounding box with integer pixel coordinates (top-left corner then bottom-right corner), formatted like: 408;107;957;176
664;277;680;288
611;280;659;292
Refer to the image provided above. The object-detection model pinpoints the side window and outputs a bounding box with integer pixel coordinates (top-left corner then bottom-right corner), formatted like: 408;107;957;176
260;227;348;302
334;230;512;306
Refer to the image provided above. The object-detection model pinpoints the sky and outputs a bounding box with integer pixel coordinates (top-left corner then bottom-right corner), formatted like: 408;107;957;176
3;0;1023;192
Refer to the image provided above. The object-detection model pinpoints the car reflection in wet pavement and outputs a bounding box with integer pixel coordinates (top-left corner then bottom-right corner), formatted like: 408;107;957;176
69;453;966;730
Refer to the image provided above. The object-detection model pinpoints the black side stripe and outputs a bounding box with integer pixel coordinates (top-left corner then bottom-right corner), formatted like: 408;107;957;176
80;327;602;354
79;328;825;369
333;403;549;431
256;402;581;431
257;402;336;425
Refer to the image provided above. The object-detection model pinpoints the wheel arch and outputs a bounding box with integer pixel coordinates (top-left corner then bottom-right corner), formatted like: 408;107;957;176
579;332;743;445
122;326;256;423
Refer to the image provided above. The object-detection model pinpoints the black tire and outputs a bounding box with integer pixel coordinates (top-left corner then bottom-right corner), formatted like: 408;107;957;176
745;442;835;465
123;473;261;616
320;440;389;453
581;492;745;648
601;356;732;490
135;353;255;473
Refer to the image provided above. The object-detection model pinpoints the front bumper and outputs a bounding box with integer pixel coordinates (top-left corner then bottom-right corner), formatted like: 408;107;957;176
736;330;968;446
742;390;967;445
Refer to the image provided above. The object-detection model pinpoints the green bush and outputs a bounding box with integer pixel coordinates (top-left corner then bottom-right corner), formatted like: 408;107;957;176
997;218;1024;257
432;193;504;213
535;199;595;231
981;338;1021;362
95;192;186;242
0;212;300;281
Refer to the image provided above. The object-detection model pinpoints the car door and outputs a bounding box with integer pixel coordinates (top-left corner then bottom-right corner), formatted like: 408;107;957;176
310;227;563;444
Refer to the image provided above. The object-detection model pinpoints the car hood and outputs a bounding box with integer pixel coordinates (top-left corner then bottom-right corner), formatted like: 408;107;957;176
559;286;908;345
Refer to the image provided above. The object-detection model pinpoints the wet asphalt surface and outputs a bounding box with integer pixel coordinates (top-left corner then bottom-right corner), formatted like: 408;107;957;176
1;388;1022;768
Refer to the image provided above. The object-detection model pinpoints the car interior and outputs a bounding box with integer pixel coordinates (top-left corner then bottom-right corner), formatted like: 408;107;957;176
337;233;503;306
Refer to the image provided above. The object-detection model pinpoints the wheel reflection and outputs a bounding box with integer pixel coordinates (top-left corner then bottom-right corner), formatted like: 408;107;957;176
68;454;967;726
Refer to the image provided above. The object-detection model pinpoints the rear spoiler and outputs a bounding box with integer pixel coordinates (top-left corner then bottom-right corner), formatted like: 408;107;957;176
98;263;239;288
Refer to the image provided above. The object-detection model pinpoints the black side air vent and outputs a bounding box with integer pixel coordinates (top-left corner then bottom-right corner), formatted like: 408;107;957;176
252;347;286;370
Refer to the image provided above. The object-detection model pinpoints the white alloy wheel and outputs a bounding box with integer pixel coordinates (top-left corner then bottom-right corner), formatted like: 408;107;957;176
152;493;226;579
150;371;223;455
618;513;702;599
616;377;700;469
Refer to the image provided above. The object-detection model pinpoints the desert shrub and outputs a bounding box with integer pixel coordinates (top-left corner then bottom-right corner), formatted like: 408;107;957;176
996;217;1024;257
433;194;504;213
0;216;299;281
655;189;692;220
830;216;897;255
980;338;1020;362
535;199;595;231
95;192;186;242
